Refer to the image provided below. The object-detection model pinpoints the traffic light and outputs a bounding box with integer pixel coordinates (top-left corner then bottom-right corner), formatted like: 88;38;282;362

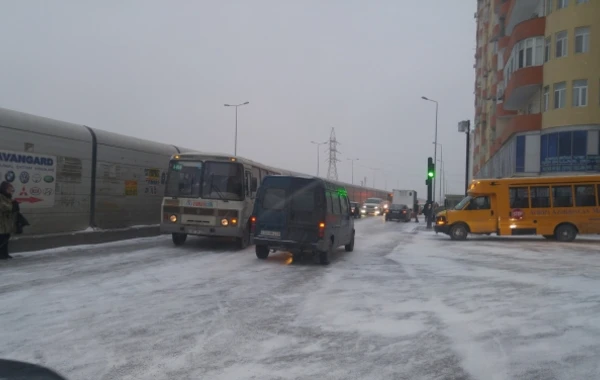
427;157;435;178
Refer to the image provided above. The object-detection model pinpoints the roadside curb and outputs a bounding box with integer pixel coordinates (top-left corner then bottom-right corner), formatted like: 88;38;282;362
9;226;161;253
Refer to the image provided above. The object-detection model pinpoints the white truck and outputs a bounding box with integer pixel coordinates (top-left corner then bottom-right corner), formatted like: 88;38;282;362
392;189;417;208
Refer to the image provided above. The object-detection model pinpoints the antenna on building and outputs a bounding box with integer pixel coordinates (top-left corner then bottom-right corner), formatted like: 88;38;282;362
326;127;341;181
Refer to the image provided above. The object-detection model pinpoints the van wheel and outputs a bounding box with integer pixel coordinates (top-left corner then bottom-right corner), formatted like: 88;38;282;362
449;224;468;241
319;240;333;265
255;245;269;259
236;226;250;250
345;231;355;252
555;224;577;242
172;233;187;246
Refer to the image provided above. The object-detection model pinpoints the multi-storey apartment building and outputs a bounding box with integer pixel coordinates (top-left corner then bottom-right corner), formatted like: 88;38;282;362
473;0;600;178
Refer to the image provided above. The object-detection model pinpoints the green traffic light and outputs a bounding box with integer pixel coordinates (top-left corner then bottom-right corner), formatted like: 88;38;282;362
428;171;434;177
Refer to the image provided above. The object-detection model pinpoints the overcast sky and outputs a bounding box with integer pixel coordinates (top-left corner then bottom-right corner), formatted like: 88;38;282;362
0;0;475;197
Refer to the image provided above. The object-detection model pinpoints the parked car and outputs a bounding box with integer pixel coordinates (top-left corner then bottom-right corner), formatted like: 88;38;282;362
350;201;361;218
385;204;411;222
251;175;356;265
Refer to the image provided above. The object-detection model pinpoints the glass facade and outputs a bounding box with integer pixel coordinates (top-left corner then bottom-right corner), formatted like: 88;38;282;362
540;130;599;172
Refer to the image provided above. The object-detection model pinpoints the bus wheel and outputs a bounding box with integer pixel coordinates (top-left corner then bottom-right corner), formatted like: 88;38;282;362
555;224;577;242
256;245;269;259
172;233;187;246
449;224;468;241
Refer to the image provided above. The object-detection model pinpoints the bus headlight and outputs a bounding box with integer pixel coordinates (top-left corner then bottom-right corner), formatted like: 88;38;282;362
221;218;229;226
169;214;177;223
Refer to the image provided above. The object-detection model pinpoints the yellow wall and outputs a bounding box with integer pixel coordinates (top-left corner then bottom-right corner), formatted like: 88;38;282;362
542;1;600;129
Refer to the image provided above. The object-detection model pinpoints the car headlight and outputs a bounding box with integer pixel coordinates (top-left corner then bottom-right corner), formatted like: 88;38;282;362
221;218;229;226
383;204;388;209
169;214;177;223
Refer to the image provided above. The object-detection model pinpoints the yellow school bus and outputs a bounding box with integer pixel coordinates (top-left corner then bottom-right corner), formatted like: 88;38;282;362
434;175;600;242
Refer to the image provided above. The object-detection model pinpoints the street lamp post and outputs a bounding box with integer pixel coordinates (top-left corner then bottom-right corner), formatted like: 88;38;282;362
422;96;438;204
310;140;328;177
458;120;471;196
347;158;359;184
224;101;250;156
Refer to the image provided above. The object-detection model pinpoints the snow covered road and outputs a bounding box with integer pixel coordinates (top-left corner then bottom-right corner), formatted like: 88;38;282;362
2;218;600;379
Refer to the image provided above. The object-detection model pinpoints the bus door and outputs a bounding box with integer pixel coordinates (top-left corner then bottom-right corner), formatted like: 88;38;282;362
503;187;537;235
465;195;497;234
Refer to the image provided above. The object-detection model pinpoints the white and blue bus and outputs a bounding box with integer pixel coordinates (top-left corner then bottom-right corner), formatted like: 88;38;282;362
160;152;389;248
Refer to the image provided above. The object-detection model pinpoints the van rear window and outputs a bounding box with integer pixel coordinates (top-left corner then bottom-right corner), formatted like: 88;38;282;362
291;188;314;211
262;188;286;210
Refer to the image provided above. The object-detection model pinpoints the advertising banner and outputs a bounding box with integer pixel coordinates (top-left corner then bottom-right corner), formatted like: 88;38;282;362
0;149;57;208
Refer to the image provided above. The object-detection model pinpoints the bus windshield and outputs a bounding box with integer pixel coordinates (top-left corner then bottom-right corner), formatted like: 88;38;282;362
454;196;472;210
165;161;203;197
201;161;244;201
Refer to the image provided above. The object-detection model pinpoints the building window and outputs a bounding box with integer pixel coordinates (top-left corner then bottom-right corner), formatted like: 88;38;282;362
516;135;525;172
575;27;590;53
514;37;545;69
545;0;553;14
553;82;566;108
559;132;572;157
544;36;551;62
573;79;588;107
540;130;593;172
555;31;568;58
557;0;568;9
543;86;549;111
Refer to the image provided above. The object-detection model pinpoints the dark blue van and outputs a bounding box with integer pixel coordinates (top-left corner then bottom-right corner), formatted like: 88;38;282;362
251;175;356;265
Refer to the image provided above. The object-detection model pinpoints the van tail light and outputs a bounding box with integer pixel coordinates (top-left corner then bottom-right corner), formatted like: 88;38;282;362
318;222;325;238
250;216;257;233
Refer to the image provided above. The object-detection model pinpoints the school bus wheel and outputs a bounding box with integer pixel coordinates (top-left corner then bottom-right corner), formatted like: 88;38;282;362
555;223;577;243
449;223;469;241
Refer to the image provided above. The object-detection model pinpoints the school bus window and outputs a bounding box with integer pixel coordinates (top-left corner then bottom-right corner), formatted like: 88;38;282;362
530;186;551;208
552;186;573;207
509;187;530;208
469;196;490;210
575;185;596;207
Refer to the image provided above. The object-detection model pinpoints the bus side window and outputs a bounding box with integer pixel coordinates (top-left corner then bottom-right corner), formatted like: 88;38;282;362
252;166;260;187
509;187;530;208
552;186;573;207
245;171;252;196
530;186;550;208
575;185;596;207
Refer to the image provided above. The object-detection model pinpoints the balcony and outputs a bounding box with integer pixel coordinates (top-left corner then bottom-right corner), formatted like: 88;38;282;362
505;17;545;60
500;113;541;142
503;66;543;110
496;102;517;118
506;0;542;35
